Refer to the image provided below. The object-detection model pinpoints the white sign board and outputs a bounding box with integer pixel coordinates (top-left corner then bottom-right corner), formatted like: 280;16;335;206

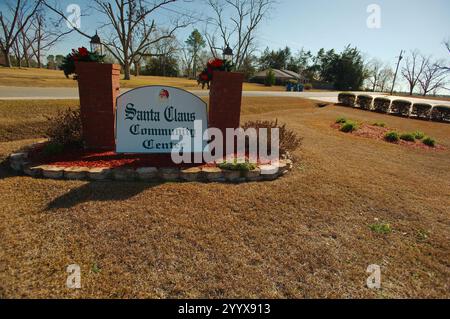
116;86;207;153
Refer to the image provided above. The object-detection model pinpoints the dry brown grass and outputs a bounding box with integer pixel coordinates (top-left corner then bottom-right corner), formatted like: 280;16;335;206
0;98;449;298
0;66;284;91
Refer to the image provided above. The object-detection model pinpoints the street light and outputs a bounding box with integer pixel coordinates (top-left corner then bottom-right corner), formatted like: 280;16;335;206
90;31;103;55
223;44;233;62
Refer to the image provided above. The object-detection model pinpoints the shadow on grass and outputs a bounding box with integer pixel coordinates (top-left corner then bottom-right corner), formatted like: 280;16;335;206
46;180;164;210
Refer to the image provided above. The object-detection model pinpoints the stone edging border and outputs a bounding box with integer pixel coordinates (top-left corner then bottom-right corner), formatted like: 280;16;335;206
7;143;293;183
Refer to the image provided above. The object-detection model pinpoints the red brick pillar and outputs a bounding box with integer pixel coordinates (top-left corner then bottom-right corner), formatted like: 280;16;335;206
75;62;120;150
208;71;244;156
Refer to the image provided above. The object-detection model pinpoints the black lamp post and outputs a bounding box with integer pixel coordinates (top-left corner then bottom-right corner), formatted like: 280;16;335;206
223;44;233;62
90;31;103;55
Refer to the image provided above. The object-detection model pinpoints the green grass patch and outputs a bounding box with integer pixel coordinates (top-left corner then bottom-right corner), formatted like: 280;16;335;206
218;159;257;172
372;121;386;127
369;222;392;234
335;117;347;124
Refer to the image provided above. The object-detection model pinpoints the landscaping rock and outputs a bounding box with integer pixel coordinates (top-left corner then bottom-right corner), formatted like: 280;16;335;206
9;152;28;161
276;160;289;175
202;167;224;182
113;168;136;181
136;167;158;181
159;168;180;181
23;164;43;177
180;167;202;182
41;165;65;179
222;170;241;182
259;164;279;181
9;152;28;171
88;167;112;181
64;167;89;180
244;167;261;182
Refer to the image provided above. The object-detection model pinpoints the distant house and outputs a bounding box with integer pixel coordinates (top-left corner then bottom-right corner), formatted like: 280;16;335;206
251;69;306;85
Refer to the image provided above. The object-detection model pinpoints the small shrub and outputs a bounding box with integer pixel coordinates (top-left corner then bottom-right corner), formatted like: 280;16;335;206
400;133;415;142
335;117;347;124
304;83;313;90
369;222;392;234
218;159;257;172
391;99;412;117
373;97;391;113
430;105;450;122
422;136;436;147
241;119;302;157
384;131;399;143
340;121;358;133
372;121;386;127
411;103;432;119
357;94;373;110
338;92;356;107
42;142;64;156
412;131;425;140
264;69;276;87
45;108;83;146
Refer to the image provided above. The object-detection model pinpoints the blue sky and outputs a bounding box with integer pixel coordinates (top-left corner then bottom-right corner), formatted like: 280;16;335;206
44;0;450;67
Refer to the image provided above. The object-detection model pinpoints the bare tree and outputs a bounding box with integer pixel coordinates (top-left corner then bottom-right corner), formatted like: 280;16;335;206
366;58;383;92
206;0;274;71
27;10;72;68
418;59;448;96
0;0;42;67
43;0;192;80
377;66;394;92
93;0;192;80
401;50;428;95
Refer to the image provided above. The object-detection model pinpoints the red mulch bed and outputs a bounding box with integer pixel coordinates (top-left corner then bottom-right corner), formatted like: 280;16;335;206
27;143;270;169
331;123;446;151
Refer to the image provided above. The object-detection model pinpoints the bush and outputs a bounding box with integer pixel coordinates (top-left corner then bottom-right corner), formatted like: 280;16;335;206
338;92;356;107
335;117;347;124
422;136;436;147
411;103;432;119
373;97;391;113
384;131;399;143
430;105;450;122
45;108;83;146
357;94;373;110
412;131;425;140
42;142;65;156
218;159;257;172
400;133;415;142
372;121;386;127
390;99;412;117
340;121;358;133
241;119;302;157
304;83;313;90
264;69;276;87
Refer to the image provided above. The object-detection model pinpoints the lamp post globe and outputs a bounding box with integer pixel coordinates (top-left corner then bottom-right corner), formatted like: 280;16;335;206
90;31;103;55
223;45;233;62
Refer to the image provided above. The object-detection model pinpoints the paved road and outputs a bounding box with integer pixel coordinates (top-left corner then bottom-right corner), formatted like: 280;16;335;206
1;86;449;106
